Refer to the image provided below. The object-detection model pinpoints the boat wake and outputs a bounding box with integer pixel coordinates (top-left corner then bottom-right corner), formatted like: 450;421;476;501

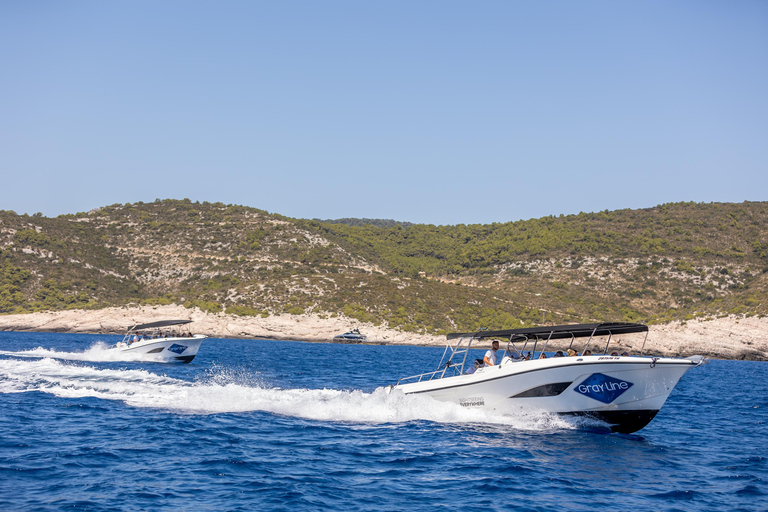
0;342;151;363
0;357;578;431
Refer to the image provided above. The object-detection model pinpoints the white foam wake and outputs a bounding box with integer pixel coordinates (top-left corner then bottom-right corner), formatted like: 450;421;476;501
0;357;573;430
0;342;146;363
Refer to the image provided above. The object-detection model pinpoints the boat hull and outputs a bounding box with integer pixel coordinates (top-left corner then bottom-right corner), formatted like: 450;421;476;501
117;335;206;363
561;409;659;434
394;356;700;433
333;335;367;343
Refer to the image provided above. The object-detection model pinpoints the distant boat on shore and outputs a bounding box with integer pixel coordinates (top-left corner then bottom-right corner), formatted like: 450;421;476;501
333;328;368;343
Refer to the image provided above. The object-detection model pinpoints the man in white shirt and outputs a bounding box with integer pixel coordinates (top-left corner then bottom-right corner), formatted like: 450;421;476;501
484;340;500;367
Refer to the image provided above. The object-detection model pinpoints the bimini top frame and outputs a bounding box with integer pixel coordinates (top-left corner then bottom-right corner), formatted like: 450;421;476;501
448;322;650;359
394;323;651;386
446;322;648;341
122;320;194;344
127;319;193;332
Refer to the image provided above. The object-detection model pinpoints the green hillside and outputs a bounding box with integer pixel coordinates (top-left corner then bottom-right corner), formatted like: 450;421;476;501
1;200;766;334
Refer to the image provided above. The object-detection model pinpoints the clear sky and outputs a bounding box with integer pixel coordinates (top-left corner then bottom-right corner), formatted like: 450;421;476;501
2;1;766;225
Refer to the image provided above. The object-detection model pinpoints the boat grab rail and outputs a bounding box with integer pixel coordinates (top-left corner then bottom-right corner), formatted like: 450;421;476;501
394;333;478;387
394;361;465;386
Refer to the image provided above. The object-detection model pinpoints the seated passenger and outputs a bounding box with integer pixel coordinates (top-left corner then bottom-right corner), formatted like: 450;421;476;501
582;349;592;356
553;351;564;357
567;349;577;357
538;352;547;359
611;351;619;356
621;351;629;356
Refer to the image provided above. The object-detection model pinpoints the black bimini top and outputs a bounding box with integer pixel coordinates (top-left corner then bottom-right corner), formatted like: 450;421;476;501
128;320;193;331
446;322;648;341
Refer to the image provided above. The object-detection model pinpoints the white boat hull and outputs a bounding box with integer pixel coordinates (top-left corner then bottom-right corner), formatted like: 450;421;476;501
116;335;207;363
394;355;701;433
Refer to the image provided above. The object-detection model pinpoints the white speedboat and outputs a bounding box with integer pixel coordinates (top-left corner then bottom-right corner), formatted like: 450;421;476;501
388;323;706;433
114;320;207;363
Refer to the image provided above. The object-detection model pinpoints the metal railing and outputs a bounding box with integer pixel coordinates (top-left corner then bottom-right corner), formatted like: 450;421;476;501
394;335;474;386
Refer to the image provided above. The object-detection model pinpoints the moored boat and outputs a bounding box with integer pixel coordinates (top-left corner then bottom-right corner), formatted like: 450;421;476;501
114;320;206;363
333;328;368;343
388;322;706;433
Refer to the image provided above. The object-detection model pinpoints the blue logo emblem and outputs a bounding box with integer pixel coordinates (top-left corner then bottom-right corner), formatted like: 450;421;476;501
168;344;188;354
574;373;633;404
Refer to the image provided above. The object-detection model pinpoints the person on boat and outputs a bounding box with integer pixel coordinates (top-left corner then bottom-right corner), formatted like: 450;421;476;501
553;351;564;357
582;349;593;356
539;352;547;359
484;340;500;366
466;358;484;374
567;349;577;357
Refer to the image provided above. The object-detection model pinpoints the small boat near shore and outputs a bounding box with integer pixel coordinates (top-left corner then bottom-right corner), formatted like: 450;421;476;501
333;328;368;343
388;322;707;433
114;320;206;363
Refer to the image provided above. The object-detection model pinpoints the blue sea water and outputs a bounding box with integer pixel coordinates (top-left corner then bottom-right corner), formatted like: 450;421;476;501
0;331;766;512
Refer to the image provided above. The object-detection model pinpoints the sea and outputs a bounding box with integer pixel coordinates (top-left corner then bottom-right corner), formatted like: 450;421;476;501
0;331;766;512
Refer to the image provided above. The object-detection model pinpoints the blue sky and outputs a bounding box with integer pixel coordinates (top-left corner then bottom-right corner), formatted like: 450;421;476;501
2;1;766;225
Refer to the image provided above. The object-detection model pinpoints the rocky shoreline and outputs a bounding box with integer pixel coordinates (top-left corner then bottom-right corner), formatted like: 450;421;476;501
0;305;766;360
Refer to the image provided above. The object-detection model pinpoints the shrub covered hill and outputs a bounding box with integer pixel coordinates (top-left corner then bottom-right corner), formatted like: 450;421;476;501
1;199;767;335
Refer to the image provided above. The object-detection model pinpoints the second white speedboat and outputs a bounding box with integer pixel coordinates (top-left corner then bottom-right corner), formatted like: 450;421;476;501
114;320;206;363
388;323;706;434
